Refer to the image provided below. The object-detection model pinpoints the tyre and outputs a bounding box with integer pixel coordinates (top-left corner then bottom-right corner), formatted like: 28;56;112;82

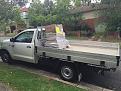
1;51;12;64
59;63;78;82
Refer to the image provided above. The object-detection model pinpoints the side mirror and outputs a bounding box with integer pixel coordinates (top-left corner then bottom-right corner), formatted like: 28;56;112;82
10;38;15;42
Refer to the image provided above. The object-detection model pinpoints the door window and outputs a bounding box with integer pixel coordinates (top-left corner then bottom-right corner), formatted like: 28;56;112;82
15;31;34;43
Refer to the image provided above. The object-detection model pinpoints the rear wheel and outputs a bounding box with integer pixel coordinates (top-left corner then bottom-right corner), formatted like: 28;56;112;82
1;51;12;64
59;63;78;82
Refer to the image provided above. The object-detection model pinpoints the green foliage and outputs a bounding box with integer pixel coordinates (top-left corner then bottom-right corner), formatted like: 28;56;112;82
12;7;22;22
0;20;6;31
100;0;121;32
53;0;71;15
0;0;13;22
0;0;23;31
29;0;82;30
72;0;91;6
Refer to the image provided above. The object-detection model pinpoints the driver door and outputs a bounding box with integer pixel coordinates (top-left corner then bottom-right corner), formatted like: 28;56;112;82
12;31;35;63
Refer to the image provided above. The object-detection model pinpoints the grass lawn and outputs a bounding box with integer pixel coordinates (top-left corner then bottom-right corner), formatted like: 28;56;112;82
0;63;86;91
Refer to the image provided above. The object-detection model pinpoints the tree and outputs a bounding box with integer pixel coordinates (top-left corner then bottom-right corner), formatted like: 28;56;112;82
29;0;83;31
0;0;22;31
43;0;54;15
28;1;47;26
100;0;121;32
72;0;91;6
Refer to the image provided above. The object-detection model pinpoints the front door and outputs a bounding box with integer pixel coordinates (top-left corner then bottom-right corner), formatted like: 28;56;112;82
12;31;35;63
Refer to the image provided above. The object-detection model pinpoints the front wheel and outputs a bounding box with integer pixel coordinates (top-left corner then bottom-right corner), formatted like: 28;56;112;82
1;51;12;64
59;63;78;82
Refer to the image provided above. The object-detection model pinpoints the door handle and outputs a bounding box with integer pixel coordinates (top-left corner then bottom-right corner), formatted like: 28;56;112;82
9;44;14;47
27;46;31;48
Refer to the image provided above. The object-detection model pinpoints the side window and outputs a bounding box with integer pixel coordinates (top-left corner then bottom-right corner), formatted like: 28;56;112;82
15;31;34;43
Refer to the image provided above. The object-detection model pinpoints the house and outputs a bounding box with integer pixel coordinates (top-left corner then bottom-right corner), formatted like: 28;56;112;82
70;4;110;33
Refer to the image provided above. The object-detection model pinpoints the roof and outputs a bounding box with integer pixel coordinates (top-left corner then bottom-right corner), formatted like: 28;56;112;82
70;4;111;14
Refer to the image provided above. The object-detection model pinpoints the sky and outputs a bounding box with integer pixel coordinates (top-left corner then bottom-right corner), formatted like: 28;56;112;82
39;0;101;3
26;0;101;8
91;0;101;3
27;0;101;4
40;0;45;3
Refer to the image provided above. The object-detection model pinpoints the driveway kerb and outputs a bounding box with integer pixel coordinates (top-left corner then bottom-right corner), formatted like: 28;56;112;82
12;62;114;91
0;59;114;91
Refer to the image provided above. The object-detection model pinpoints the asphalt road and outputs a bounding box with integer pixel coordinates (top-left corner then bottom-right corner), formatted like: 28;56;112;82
0;37;121;91
83;63;121;91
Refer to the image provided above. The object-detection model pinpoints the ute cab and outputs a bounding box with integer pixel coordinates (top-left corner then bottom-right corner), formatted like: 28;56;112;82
1;29;37;63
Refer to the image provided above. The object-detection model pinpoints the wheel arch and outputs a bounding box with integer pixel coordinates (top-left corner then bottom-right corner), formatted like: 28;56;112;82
0;49;10;56
57;60;87;72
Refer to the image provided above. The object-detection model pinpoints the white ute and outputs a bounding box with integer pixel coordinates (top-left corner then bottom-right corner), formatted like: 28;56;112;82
0;27;120;82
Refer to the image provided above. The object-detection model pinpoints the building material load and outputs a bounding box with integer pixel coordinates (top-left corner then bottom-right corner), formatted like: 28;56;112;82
39;24;70;49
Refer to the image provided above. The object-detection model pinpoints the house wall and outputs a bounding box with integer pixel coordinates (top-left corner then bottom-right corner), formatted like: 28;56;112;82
81;10;106;32
81;18;96;31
